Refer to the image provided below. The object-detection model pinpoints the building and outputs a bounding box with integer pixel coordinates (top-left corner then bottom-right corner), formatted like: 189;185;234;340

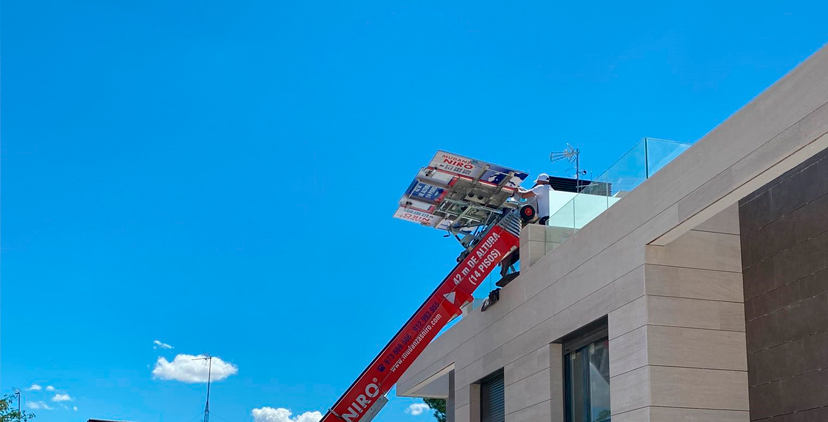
397;44;828;422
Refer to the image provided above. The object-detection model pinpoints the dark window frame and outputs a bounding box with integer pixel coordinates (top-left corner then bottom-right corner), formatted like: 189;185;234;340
562;319;610;422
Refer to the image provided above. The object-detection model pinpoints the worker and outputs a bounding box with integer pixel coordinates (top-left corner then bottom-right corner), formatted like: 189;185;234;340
517;173;554;225
497;173;555;284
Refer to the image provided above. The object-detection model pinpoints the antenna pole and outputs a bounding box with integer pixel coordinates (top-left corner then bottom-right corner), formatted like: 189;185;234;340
203;355;213;422
15;390;21;422
550;144;585;191
575;151;580;186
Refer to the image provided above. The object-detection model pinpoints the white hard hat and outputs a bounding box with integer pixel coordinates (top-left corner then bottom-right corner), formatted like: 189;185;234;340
535;173;550;183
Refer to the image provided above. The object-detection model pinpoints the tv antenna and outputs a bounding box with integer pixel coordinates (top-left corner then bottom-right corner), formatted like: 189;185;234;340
550;144;587;188
194;354;213;422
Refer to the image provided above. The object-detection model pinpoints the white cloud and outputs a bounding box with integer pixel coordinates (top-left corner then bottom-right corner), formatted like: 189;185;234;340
154;340;174;350
405;403;430;416
73;406;78;412
152;354;238;383
45;386;55;392
28;401;53;410
251;407;322;422
27;384;42;391
52;393;72;402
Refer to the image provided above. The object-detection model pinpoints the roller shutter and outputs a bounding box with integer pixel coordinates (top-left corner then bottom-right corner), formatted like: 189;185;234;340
480;371;505;422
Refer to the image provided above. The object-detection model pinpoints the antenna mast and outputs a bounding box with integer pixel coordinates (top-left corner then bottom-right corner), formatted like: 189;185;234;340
550;144;585;190
194;354;213;422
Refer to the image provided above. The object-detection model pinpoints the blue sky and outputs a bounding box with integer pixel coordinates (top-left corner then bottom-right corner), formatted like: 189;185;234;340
2;1;827;422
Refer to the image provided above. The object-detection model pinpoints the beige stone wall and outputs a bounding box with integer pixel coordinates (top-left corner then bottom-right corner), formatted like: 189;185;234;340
519;225;575;270
610;205;750;422
503;343;563;422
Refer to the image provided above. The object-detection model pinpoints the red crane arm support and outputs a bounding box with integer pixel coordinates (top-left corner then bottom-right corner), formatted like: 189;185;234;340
320;212;522;422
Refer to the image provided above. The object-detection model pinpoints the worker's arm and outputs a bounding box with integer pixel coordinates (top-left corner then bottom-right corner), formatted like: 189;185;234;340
516;187;536;199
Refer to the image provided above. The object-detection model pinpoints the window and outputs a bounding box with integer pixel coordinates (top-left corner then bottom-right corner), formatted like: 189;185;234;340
564;326;611;422
480;370;505;422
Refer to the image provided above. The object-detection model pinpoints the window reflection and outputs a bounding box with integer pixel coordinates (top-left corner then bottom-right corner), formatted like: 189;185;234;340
565;337;611;422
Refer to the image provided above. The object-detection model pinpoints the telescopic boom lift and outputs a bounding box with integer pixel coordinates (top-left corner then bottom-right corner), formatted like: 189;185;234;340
319;151;534;422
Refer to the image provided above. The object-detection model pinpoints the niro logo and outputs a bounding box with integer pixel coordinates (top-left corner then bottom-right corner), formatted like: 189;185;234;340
442;157;474;169
340;380;381;422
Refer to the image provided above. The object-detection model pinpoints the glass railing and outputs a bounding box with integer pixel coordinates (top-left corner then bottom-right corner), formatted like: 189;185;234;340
545;138;692;248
